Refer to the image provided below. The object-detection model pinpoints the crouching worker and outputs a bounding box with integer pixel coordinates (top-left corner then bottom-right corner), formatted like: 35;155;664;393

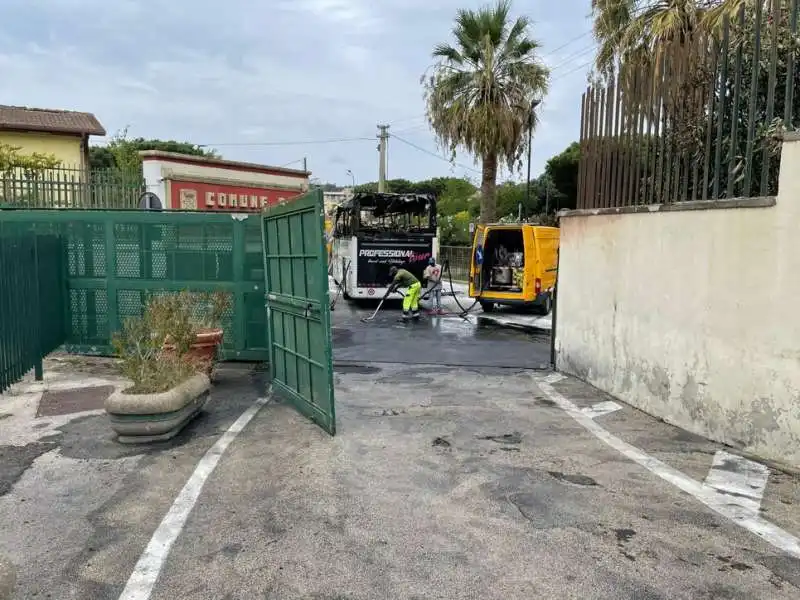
387;265;422;321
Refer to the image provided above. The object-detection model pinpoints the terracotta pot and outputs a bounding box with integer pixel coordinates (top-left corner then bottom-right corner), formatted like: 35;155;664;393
191;328;223;374
163;328;223;375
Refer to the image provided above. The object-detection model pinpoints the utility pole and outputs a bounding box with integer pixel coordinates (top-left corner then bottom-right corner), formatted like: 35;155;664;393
545;184;550;215
525;99;541;211
377;124;389;192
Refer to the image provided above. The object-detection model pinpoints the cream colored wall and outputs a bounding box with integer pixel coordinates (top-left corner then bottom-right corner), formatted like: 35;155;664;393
151;159;308;190
556;138;800;468
0;131;83;168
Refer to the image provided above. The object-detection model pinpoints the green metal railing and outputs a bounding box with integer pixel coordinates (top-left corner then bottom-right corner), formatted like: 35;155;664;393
579;0;800;208
439;245;471;282
0;209;268;361
0;167;145;210
0;233;66;393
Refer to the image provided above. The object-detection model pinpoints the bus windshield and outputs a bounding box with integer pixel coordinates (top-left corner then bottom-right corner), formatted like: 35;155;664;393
334;192;437;238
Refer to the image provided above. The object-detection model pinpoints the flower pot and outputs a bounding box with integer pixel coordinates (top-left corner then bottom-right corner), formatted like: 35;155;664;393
105;373;211;443
163;328;223;376
189;328;224;374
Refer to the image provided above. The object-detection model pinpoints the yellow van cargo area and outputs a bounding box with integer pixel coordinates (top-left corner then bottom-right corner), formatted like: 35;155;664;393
469;224;559;314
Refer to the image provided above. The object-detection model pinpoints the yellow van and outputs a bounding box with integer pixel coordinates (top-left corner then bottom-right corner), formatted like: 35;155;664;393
468;224;559;314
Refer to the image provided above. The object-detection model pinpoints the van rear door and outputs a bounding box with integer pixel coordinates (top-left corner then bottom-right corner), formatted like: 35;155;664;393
468;225;486;297
534;227;560;294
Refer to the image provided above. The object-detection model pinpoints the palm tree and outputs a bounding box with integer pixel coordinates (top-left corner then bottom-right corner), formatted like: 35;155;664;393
591;0;745;79
423;0;549;223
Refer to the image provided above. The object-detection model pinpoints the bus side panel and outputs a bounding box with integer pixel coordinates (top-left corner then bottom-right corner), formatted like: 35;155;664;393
468;225;486;297
534;227;560;294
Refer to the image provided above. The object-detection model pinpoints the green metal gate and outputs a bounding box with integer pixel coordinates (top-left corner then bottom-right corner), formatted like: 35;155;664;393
0;232;67;393
262;190;336;435
0;210;268;361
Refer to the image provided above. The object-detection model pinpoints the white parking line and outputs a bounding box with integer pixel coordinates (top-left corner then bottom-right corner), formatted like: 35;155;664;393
118;393;272;600
703;450;770;515
537;378;800;559
581;400;623;419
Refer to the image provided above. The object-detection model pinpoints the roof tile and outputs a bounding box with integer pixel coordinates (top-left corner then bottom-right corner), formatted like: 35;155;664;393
0;105;106;136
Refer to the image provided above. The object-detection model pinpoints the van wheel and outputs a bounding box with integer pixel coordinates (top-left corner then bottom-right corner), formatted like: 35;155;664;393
480;301;495;313
538;294;552;315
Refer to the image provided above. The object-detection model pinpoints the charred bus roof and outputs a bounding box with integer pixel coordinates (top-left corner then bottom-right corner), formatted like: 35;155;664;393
336;192;437;218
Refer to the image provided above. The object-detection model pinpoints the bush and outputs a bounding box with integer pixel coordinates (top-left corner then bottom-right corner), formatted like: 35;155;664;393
112;291;222;394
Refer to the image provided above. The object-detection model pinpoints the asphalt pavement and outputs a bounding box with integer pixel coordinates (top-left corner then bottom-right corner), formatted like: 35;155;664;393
0;311;798;599
332;298;552;369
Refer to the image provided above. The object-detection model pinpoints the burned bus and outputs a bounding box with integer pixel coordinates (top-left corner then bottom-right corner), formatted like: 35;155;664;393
331;191;438;301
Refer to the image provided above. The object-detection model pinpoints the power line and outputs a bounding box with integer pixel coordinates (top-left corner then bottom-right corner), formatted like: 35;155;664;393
551;59;594;83
540;29;593;58
391;133;480;174
547;44;598;72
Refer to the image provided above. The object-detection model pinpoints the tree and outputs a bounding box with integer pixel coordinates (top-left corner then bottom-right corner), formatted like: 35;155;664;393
544;142;580;211
437;178;479;218
89;127;219;172
0;143;61;175
589;1;795;198
423;0;550;223
590;1;741;80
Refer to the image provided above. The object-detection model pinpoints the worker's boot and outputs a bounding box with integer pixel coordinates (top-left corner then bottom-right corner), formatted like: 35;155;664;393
411;310;420;320
401;311;410;322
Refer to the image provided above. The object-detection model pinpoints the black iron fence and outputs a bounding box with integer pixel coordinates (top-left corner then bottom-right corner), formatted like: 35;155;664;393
579;0;799;209
0;167;145;210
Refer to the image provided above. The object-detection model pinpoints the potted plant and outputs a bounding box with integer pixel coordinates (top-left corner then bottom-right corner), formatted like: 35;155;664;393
105;294;211;444
162;290;231;376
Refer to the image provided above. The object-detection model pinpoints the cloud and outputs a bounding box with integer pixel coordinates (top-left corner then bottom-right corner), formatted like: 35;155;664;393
0;0;592;185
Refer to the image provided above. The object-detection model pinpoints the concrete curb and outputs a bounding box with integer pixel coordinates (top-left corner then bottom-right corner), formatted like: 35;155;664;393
477;314;553;334
0;556;16;600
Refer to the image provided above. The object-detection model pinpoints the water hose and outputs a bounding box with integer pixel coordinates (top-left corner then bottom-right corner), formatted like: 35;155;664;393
328;260;350;310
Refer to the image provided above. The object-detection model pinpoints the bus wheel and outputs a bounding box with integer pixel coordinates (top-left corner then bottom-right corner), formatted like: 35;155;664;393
480;301;495;313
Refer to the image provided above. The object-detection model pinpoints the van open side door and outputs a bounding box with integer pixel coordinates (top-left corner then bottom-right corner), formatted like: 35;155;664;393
468;225;486;297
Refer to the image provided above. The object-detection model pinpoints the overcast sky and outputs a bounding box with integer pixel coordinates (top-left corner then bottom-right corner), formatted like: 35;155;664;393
0;0;594;186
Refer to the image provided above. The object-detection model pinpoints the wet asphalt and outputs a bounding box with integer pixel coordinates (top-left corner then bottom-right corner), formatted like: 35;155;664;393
332;299;552;369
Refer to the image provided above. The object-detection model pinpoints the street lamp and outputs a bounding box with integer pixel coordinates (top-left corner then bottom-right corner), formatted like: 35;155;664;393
346;169;355;188
525;99;541;216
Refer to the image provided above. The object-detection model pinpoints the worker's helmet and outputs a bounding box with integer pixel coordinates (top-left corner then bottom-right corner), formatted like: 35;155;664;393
389;265;398;277
428;257;435;266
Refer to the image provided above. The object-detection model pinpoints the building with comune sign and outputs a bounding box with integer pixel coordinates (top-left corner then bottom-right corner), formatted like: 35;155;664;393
140;150;310;211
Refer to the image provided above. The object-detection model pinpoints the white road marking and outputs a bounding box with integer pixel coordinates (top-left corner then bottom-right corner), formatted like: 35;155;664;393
537;378;800;559
703;450;770;515
118;393;272;600
580;400;623;419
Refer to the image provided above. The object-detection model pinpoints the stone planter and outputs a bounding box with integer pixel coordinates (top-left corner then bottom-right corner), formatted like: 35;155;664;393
105;373;211;444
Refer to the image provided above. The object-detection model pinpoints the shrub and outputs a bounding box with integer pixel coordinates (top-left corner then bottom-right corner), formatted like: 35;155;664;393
112;291;205;394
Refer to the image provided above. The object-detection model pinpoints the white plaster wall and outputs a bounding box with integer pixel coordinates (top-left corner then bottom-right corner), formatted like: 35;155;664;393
556;139;800;467
141;160;166;202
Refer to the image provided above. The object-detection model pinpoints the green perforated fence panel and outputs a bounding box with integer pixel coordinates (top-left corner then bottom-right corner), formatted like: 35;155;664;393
0;210;268;361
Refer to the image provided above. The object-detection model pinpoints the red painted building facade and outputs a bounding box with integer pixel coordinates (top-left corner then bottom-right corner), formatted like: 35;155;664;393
140;151;310;212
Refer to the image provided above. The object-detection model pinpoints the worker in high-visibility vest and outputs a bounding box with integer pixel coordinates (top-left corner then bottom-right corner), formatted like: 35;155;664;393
387;265;421;321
